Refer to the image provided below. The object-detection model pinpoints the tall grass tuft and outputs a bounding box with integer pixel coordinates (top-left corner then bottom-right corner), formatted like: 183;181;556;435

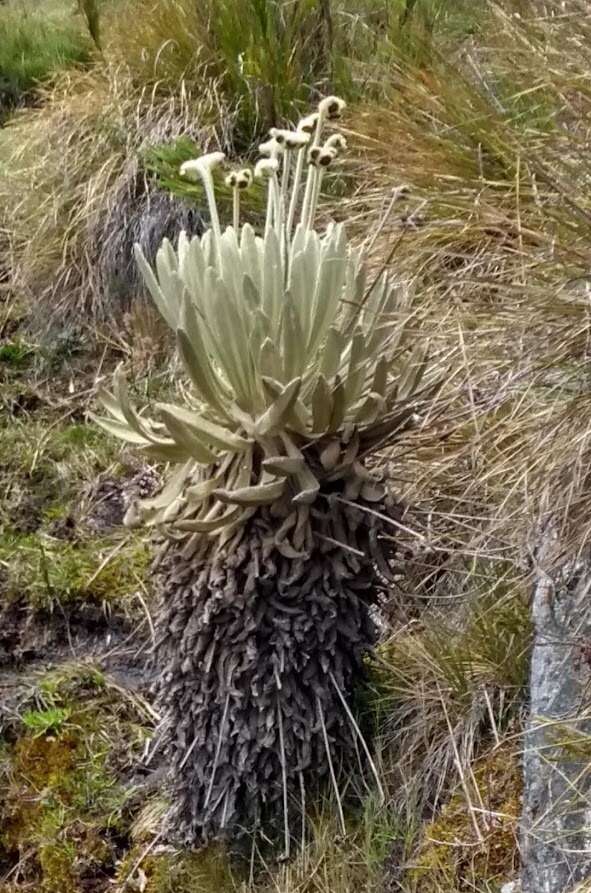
105;0;337;143
0;67;233;324
0;0;91;119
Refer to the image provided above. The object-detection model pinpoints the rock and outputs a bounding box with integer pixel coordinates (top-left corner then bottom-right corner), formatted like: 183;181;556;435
521;533;591;892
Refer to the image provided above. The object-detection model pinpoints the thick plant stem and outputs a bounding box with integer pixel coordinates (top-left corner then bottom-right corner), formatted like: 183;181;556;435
150;475;400;846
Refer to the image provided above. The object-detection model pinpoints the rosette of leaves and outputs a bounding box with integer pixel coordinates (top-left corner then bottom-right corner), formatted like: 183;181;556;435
94;98;439;849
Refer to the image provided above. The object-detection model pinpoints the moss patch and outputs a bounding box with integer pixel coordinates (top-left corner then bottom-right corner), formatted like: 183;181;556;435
409;748;521;892
116;845;237;893
0;527;150;608
0;664;152;892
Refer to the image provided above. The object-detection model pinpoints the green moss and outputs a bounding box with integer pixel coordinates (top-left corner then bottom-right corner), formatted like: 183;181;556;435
22;706;72;736
409;748;521;892
0;527;150;607
0;418;121;492
0;338;35;367
38;843;77;893
0;663;152;892
118;845;237;892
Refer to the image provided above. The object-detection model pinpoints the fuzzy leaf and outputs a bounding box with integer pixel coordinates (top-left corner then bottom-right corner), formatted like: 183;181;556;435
157;403;249;453
134;243;177;329
311;375;332;434
262;457;306;476
255;378;302;435
90;414;150;446
213;480;285;506
157;408;218;464
175;505;243;532
329;375;346;431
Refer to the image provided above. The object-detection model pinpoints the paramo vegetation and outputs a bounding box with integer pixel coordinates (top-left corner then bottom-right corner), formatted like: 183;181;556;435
2;1;591;892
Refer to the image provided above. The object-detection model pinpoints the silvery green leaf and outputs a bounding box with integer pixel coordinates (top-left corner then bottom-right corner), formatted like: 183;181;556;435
219;227;242;298
262;378;310;435
355;392;385;425
161;237;178;271
262;456;306;476
280;294;304;381
97;387;126;423
319;439;341;470
255;377;302;435
200;228;216;268
344;328;366;406
212;277;253;404
311;375;332;433
177;298;230;416
156;408;218;464
306;238;347;357
162;495;186;523
262;226;283;330
181;236;206;302
258;337;280;380
177;230;190;268
175;505;243;532
292;464;320;505
155;243;184;323
90;414;151;445
287;248;315;343
290;222;307;261
213;479;285;506
242;274;261;311
134;244;176;329
156;403;249;452
140;442;195;463
240;223;262;292
329;375;346;431
112;367;163;444
320;327;345;381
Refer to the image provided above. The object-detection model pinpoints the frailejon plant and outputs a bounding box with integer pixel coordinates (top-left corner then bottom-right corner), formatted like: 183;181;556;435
94;96;438;849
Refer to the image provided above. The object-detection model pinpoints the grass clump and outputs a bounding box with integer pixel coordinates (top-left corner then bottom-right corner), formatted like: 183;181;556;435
1;417;123;531
0;338;35;368
367;562;530;880
105;0;336;143
0;64;224;324
0;0;91;118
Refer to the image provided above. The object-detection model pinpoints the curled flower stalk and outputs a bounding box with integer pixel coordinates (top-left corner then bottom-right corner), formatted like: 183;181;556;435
94;96;439;848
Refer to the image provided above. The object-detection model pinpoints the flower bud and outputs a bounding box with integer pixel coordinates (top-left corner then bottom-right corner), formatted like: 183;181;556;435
180;152;225;179
259;138;284;158
270;128;310;149
297;113;319;134
318;147;337;167
254;158;279;178
318;95;346;120
236;168;253;190
324;133;347;153
307;145;322;165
